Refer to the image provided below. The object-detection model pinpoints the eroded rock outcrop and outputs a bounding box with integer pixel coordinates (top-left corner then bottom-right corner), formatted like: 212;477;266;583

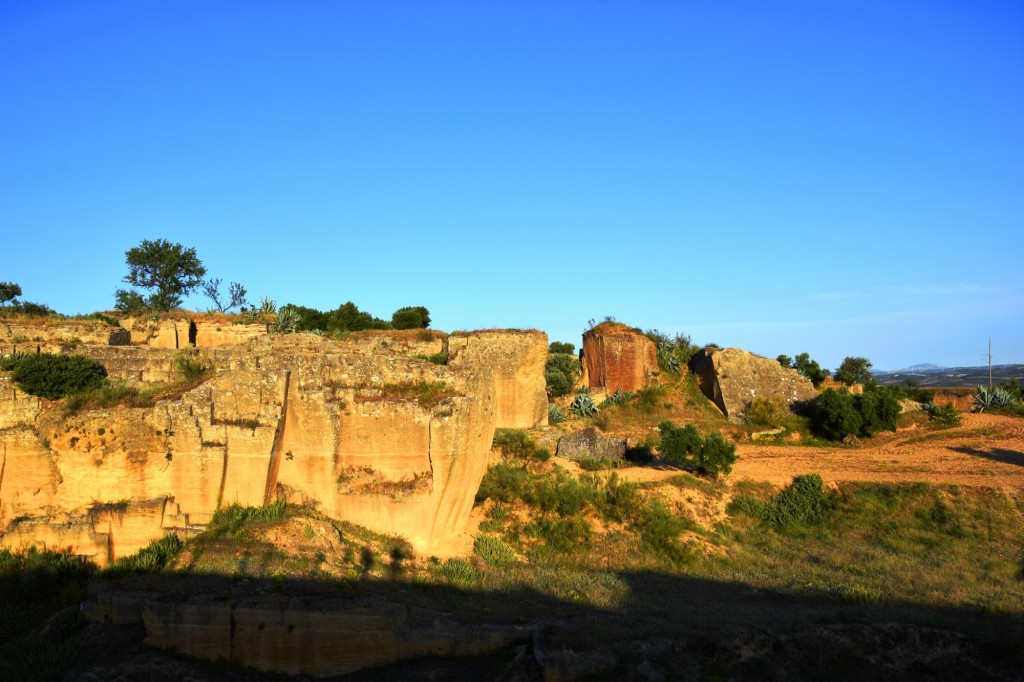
0;328;547;561
581;322;658;393
690;346;818;420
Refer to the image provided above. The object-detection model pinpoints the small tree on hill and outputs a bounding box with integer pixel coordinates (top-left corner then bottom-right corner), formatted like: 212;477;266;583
793;352;830;387
115;239;207;311
777;354;793;368
201;278;248;313
835;357;873;386
391;306;431;329
0;282;22;305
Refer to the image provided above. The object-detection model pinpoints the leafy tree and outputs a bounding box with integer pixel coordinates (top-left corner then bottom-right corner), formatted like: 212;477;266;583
793;352;830;387
777;354;793;368
811;388;862;440
391;306;431;330
549;341;575;355
835;356;874;386
115;239;207;311
201;278;247;313
0;282;22;304
545;353;580;398
328;302;390;331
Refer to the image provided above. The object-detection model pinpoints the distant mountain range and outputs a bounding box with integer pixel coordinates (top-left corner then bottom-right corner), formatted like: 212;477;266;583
873;364;1024;388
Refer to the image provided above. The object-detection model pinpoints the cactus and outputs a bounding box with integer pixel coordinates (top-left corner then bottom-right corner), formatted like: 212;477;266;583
569;387;598;418
657;341;682;373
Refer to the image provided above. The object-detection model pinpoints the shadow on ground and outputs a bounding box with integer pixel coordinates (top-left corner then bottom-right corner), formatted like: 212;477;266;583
952;445;1024;468
57;566;1024;682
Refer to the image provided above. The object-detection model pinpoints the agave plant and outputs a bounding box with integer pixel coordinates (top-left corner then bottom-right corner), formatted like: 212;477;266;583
657;341;681;373
569;387;598;418
272;306;301;334
602;388;634;406
548;403;567;423
0;349;28;371
971;385;1016;412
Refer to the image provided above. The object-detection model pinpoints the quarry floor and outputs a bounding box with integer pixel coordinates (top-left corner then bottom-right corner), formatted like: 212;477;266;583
590;413;1024;491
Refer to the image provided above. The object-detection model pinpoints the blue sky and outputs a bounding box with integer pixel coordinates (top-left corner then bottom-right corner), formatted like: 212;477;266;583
2;1;1021;370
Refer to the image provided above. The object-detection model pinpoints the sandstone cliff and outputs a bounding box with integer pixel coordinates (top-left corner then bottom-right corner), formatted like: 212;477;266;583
0;327;547;562
690;346;818;420
581;322;659;393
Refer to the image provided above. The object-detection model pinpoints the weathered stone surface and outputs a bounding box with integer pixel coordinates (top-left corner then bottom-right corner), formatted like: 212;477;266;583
690;346;818;421
1;320;129;351
84;583;530;678
556;427;627;462
581;322;658;393
0;326;548;560
447;329;548;429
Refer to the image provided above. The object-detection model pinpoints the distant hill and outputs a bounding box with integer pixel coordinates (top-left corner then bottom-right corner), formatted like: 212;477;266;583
874;364;1024;388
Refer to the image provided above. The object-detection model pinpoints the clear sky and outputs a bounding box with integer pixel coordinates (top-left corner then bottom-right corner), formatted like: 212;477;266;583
2;1;1021;371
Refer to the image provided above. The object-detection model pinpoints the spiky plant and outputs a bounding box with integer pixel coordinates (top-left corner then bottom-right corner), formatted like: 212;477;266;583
569;387;598;418
273;307;300;334
548;404;567;423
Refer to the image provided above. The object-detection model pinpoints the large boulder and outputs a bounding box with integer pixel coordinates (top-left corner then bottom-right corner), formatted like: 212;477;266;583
581;322;658;393
690;347;817;421
556;427;627;462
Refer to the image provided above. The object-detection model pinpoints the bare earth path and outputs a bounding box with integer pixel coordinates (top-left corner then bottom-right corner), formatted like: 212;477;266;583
611;414;1024;490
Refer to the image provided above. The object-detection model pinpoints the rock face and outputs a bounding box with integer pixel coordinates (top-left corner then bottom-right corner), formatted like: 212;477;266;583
556;428;627;462
690;347;818;420
581;322;658;393
83;582;530;677
0;327;548;562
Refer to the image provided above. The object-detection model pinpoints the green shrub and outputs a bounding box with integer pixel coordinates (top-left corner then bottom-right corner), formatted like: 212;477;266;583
730;473;834;532
633;385;667;414
645;330;698;372
634;499;694;564
526;516;592;553
549;341;575;355
175;353;211;382
476;463;533;504
546;353;580;398
811;387;902;441
473;535;516;567
658;420;737;478
745;396;789;427
11;353;107;399
811;388;862;440
492;429;550;461
434;558;479;587
924;402;962;427
857;386;902;436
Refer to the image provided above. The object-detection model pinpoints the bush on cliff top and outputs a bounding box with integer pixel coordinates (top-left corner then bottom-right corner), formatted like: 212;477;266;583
11;353;107;400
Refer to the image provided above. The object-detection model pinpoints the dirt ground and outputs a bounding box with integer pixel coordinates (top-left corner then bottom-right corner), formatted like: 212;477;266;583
609;413;1024;491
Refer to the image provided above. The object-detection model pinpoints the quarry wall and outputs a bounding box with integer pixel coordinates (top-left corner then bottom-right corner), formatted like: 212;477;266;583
0;325;547;563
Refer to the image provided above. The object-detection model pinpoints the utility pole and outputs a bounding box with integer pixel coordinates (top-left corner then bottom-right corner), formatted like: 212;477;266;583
988;337;993;390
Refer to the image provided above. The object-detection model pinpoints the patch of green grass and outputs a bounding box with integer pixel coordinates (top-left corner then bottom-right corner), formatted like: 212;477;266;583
99;533;184;579
474;535;517;568
206;501;288;538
